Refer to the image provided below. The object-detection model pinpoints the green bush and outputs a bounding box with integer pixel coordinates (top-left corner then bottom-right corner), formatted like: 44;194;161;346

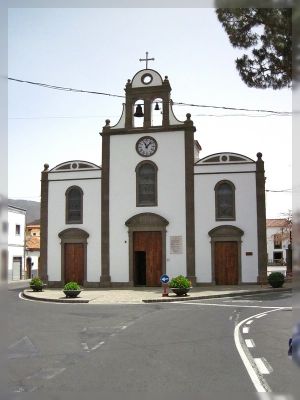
268;272;285;288
30;277;43;287
64;281;81;290
169;275;191;289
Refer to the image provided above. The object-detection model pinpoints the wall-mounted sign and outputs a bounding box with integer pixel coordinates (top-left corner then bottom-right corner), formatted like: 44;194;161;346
170;236;183;254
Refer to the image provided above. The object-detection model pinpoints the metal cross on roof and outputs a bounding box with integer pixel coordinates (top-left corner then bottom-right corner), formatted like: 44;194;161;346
139;51;155;69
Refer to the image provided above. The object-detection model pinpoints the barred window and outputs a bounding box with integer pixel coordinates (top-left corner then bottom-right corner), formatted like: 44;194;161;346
215;181;235;220
136;162;157;206
66;186;83;224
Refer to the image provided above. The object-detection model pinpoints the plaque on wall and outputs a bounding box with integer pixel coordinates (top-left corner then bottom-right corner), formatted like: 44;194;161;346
170;236;183;254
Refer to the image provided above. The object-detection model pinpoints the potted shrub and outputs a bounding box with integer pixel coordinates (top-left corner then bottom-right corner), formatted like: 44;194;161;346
30;277;45;292
169;275;192;296
268;272;285;288
63;281;82;298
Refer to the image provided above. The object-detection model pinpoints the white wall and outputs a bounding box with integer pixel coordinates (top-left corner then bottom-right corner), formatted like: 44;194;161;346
25;250;39;277
266;226;289;262
8;208;26;280
47;170;101;282
109;130;187;282
194;165;258;283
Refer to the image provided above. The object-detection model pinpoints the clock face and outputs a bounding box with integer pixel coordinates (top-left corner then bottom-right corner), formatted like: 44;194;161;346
136;136;157;157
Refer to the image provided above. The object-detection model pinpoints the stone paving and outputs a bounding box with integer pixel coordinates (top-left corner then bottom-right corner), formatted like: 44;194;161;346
22;283;292;304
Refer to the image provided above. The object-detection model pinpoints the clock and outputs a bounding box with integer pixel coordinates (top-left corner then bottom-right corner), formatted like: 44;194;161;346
136;136;158;157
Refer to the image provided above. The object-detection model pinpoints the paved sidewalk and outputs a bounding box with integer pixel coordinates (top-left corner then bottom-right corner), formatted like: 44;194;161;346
22;283;292;304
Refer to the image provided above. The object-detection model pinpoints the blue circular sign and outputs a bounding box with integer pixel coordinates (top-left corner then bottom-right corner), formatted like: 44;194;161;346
160;274;169;284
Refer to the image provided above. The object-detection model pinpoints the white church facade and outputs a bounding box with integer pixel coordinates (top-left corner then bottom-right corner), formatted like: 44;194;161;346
40;67;267;287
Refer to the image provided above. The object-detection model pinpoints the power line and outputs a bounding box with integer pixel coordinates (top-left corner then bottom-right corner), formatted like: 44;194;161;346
8;77;292;115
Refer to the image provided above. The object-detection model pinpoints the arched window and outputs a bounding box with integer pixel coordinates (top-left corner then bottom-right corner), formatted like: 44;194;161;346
215;180;235;220
136;161;158;206
65;186;83;224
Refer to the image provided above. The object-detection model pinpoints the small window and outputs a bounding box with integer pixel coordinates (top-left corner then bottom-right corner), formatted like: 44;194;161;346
15;224;21;235
66;186;83;224
136;161;157;206
215;180;235;220
274;234;282;249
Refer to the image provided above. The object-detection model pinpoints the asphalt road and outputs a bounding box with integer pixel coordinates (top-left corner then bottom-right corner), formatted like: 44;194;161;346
7;286;296;400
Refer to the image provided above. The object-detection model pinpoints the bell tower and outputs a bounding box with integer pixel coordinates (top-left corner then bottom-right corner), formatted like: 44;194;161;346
124;70;172;129
100;56;197;287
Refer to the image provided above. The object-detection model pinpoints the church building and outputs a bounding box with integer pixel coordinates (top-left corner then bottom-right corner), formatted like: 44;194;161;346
39;63;267;287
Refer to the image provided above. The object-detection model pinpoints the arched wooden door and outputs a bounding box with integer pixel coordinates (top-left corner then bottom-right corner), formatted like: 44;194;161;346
64;243;84;285
58;228;89;286
209;225;244;285
214;241;238;285
133;231;162;286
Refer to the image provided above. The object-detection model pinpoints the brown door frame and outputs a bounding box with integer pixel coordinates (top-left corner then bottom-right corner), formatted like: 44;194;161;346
58;228;89;286
208;225;244;284
125;213;169;286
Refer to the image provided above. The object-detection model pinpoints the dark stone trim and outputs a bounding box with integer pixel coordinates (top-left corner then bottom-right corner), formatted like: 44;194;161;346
184;116;196;285
107;125;185;135
194;171;256;175
58;228;89;286
256;153;268;284
47;280;64;288
39;164;49;282
214;180;236;221
65;186;83;225
100;129;111;287
125;213;169;287
208;225;244;284
135;160;158;207
48;177;101;182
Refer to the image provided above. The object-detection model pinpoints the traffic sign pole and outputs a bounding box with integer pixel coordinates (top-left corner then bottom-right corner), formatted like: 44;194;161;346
160;274;169;297
162;283;169;297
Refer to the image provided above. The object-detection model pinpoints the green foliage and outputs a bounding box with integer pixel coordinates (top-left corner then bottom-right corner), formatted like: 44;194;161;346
30;277;43;287
64;281;81;290
215;7;292;89
267;272;285;288
169;275;191;289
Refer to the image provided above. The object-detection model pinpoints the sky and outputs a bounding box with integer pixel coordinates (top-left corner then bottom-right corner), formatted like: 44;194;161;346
8;7;292;218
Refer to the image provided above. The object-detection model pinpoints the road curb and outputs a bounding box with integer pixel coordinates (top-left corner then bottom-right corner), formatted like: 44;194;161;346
22;290;90;303
142;287;292;303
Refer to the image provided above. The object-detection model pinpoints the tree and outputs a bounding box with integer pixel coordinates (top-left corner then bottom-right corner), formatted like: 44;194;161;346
215;7;292;89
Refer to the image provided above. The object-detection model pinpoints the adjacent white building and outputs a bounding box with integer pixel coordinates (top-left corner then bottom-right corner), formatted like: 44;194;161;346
8;205;26;281
40;67;267;287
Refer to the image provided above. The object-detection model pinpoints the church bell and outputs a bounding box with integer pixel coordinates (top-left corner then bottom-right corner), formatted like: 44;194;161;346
154;102;160;110
134;104;144;117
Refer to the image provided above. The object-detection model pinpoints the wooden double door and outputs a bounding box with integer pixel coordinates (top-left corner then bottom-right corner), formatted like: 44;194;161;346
133;231;162;287
64;243;84;285
214;241;238;285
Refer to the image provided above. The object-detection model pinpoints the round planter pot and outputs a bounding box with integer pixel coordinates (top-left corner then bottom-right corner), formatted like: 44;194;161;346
269;282;284;288
63;290;82;298
30;283;46;292
170;287;191;296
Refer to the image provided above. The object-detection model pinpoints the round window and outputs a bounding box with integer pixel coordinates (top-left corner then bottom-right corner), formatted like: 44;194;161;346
221;155;228;162
141;73;153;85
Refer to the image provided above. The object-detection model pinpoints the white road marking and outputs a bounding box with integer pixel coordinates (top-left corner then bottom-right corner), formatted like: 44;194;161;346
121;325;127;330
246;320;253;325
243;327;249;334
245;339;255;348
229;315;233;320
234;308;281;392
177;302;288;310
81;341;105;351
254;358;271;375
91;341;105;351
255;314;267;318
